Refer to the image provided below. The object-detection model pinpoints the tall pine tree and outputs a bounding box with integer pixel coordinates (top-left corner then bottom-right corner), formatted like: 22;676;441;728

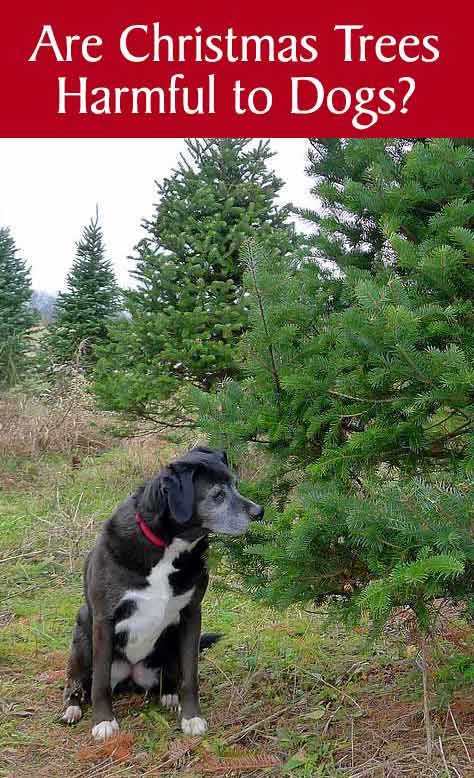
46;213;119;368
0;227;36;387
93;139;294;427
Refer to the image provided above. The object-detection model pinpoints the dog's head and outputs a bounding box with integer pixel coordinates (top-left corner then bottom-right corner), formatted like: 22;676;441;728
138;447;263;536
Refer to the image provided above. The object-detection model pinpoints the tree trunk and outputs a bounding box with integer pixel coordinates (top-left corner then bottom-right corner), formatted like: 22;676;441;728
421;636;433;763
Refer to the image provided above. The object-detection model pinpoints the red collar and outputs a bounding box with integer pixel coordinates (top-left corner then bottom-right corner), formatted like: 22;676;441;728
135;513;167;548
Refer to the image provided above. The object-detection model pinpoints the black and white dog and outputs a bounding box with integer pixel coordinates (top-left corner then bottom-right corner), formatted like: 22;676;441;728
61;447;263;741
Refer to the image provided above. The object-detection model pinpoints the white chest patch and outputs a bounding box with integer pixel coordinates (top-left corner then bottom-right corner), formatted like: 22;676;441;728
115;537;196;664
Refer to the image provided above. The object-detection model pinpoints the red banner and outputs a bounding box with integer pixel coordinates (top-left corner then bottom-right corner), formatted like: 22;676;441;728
0;0;472;137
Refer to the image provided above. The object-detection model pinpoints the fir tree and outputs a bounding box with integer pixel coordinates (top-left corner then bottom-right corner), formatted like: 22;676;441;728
196;139;474;644
0;227;36;387
93;139;294;427
46;214;119;368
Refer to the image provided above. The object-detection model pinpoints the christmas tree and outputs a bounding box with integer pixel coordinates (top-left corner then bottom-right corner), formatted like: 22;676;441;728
93;139;294;428
196;139;474;640
46;213;119;369
0;227;36;387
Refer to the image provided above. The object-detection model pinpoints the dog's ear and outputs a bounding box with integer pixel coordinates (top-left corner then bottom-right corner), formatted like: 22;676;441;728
164;467;194;524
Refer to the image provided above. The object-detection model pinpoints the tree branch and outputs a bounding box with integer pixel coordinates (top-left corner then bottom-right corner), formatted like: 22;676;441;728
242;239;282;398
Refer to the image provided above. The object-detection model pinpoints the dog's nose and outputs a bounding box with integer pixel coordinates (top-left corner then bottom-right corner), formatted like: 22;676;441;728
250;504;264;520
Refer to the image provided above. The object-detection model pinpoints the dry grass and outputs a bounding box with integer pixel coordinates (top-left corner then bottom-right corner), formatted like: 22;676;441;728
0;376;114;459
121;435;189;480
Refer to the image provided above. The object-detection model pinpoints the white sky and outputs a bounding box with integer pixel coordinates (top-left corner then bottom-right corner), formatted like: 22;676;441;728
0;138;314;292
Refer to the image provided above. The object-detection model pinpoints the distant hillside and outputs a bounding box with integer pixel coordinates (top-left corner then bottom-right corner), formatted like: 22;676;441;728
31;290;57;324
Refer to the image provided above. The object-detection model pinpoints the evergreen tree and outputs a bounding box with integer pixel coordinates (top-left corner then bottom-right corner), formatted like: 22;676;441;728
93;139;294;426
0;227;36;387
196;139;474;641
46;214;119;368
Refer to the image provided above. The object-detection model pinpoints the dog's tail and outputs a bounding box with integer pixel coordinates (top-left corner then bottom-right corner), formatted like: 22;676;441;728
199;632;222;652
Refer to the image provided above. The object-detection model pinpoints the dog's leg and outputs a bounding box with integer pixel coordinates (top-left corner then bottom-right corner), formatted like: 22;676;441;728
179;607;208;735
160;657;181;712
62;605;92;725
91;615;118;742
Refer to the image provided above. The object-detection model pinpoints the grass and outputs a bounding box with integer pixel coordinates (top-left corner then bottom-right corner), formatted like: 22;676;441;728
2;444;474;777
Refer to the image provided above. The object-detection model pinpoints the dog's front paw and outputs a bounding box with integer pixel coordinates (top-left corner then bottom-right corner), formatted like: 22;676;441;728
161;693;180;712
62;705;82;725
91;719;120;742
181;716;208;736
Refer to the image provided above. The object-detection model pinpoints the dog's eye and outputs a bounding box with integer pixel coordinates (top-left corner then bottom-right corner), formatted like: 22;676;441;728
213;488;225;502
